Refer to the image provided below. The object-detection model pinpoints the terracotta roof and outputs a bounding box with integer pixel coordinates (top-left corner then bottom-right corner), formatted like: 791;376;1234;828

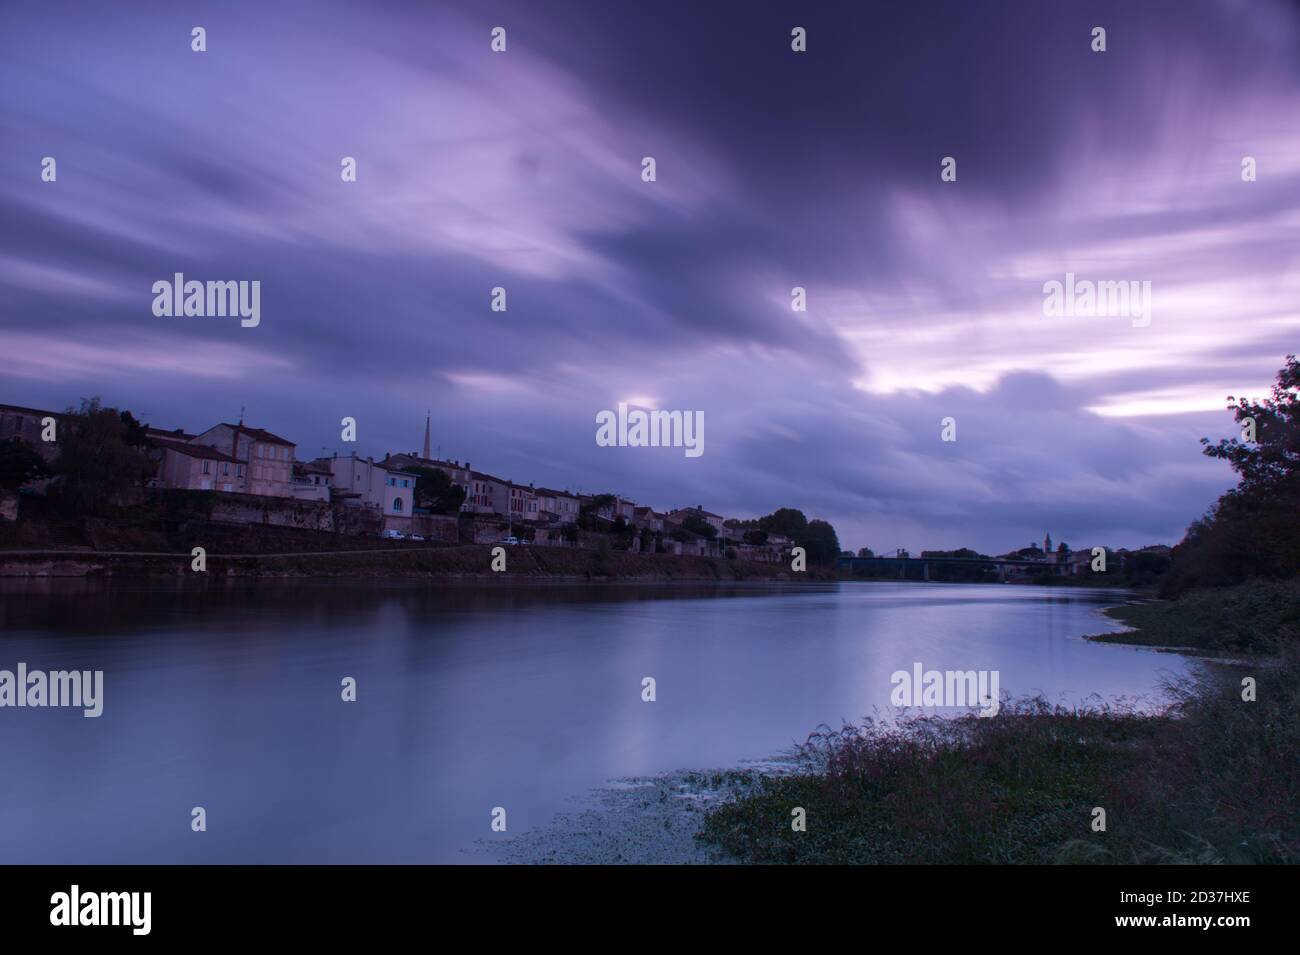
219;423;294;446
146;426;196;440
149;436;236;462
0;403;61;418
535;487;579;498
673;506;723;519
387;453;468;470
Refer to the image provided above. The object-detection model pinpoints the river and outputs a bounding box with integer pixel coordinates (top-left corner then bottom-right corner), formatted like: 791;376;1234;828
0;578;1188;863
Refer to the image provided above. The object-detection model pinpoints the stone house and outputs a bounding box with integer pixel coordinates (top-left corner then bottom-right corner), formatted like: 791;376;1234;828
190;422;296;498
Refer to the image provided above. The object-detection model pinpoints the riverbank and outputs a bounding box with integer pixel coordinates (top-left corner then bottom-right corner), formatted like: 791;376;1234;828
1088;578;1299;655
0;543;831;582
497;579;1298;864
692;579;1298;863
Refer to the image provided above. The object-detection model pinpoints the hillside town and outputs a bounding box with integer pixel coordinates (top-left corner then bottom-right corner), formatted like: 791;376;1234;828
0;400;799;563
0;399;1175;581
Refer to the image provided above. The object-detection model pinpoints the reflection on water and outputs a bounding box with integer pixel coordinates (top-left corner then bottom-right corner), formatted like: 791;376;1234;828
0;579;1186;863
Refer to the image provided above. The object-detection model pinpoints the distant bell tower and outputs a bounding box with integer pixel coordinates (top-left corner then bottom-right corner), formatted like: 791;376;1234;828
422;411;431;460
1044;532;1052;554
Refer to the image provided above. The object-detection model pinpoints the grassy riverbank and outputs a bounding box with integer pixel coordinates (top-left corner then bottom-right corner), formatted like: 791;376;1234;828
1091;578;1300;655
697;579;1300;864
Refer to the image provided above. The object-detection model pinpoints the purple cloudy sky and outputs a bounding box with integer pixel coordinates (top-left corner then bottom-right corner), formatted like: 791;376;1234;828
2;0;1298;554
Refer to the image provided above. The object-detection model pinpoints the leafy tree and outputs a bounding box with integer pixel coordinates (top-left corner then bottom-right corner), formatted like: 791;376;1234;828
680;514;717;539
410;467;466;514
580;493;615;516
0;438;50;489
801;518;841;566
1008;544;1044;560
741;507;843;566
1124;549;1172;586
578;493;616;530
758;507;808;540
1201;355;1300;495
857;546;875;557
52;398;153;515
1163;355;1300;595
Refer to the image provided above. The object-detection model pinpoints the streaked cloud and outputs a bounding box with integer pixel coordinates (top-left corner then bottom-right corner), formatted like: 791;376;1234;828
1;0;1296;552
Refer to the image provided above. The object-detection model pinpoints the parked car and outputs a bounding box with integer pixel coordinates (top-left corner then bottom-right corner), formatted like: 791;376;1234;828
502;536;522;545
381;529;405;540
409;534;425;542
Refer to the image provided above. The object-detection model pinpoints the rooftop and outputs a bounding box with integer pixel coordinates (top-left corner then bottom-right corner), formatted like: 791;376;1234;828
219;423;294;446
535;486;579;498
0;403;61;417
148;436;236;462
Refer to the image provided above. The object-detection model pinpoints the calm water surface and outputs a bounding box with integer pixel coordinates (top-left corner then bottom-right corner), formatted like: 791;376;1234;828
0;579;1188;863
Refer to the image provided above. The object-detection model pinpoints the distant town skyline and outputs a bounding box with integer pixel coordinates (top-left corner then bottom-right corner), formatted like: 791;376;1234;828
4;0;1298;554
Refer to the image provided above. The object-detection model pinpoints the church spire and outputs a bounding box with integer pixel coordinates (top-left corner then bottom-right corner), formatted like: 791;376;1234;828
422;411;431;460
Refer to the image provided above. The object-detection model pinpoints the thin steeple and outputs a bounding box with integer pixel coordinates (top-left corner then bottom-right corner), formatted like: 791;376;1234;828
422;411;431;460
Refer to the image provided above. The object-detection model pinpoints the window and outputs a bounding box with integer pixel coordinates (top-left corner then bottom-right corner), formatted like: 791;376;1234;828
223;463;230;475
393;498;403;513
202;461;210;475
237;465;245;477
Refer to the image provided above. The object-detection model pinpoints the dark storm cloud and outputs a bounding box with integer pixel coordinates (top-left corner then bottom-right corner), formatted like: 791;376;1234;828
1;0;1297;552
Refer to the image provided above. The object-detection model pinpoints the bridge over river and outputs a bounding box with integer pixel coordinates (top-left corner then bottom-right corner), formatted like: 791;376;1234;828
835;554;1073;582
